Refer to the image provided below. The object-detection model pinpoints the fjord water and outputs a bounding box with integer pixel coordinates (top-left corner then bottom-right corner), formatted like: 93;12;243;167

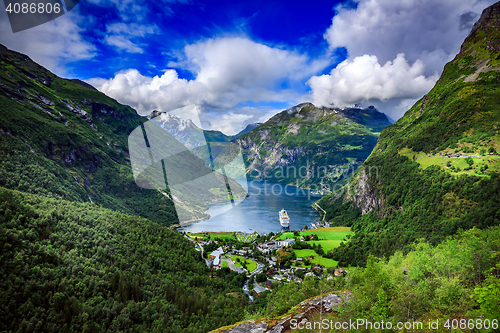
179;180;323;234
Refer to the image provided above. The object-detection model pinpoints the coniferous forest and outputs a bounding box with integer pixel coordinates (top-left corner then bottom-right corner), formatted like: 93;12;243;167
0;187;247;332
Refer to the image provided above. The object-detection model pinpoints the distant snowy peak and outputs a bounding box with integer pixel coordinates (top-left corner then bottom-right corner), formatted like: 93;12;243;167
149;111;198;131
147;110;206;149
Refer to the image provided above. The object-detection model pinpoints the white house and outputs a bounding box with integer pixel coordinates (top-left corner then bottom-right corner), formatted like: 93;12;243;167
209;247;224;269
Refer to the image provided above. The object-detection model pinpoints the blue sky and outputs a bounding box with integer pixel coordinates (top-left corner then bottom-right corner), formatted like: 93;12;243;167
0;0;496;134
76;0;343;79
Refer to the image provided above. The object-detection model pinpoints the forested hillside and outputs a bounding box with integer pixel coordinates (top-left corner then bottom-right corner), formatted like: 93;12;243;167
0;187;247;333
317;2;500;266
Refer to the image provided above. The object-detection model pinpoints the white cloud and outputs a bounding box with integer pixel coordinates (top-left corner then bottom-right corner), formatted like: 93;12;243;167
89;37;329;115
104;35;143;53
88;68;181;113
200;112;253;135
106;22;159;37
103;23;159;53
179;37;327;87
309;0;497;119
199;106;280;135
325;0;496;74
308;53;438;112
0;9;95;76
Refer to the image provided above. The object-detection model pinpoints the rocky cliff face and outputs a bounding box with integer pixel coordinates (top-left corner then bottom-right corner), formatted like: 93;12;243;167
343;168;385;215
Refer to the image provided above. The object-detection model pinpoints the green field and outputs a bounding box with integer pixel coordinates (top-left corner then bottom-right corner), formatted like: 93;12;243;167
221;261;229;269
280;227;353;252
230;255;258;273
187;232;236;241
293;249;337;267
399;147;500;176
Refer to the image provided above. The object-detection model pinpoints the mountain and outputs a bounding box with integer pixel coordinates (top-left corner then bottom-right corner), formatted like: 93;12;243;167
210;103;391;190
148;111;232;149
316;2;500;266
148;111;261;146
0;44;244;226
231;122;262;139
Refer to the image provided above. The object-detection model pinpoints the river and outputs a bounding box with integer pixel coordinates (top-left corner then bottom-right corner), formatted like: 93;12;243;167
178;179;323;234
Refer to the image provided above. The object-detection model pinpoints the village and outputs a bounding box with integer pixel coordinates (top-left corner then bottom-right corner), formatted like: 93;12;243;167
183;225;350;297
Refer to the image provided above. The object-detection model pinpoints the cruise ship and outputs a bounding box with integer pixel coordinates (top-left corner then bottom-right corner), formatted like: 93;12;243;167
279;209;290;228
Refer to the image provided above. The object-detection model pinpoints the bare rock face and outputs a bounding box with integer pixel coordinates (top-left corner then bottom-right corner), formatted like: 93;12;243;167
344;168;385;215
211;292;350;333
224;321;269;333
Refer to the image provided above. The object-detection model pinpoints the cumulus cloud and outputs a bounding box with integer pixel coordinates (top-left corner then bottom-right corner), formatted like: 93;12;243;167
325;0;496;74
88;68;181;114
0;9;95;76
199;106;280;135
178;37;327;86
308;53;438;110
200;112;253;135
309;0;497;119
89;37;329;115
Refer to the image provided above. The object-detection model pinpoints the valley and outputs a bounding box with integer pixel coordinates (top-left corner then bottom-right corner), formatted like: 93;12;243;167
1;1;500;332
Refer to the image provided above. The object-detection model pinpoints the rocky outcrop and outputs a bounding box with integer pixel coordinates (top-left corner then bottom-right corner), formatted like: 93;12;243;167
344;168;385;215
211;292;350;333
236;136;306;169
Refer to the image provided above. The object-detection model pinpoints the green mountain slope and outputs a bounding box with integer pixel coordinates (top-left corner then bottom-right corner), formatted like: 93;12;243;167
317;2;500;266
210;103;391;190
0;187;247;332
0;44;242;226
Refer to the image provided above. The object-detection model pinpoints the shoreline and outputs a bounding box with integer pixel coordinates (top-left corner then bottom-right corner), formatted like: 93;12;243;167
172;192;249;231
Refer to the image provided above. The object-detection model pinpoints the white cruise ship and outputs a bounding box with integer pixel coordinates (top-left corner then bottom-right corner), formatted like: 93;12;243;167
279;209;290;228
